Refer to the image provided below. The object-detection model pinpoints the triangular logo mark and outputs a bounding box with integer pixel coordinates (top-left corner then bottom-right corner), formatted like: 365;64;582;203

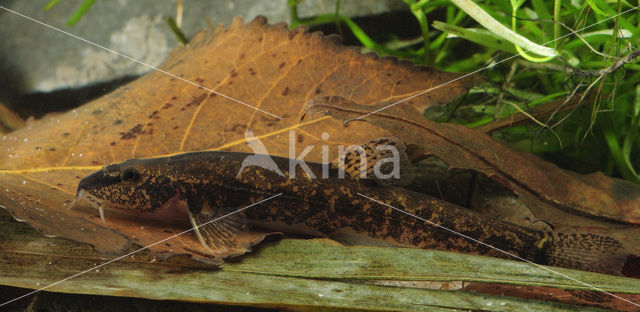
236;130;286;178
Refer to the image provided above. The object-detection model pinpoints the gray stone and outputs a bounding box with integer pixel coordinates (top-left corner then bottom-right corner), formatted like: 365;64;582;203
0;0;400;96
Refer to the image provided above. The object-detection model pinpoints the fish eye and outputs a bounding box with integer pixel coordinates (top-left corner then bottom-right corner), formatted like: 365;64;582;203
102;164;120;177
121;167;141;182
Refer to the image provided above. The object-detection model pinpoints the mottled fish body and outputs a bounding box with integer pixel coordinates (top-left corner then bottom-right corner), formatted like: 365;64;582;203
76;143;629;275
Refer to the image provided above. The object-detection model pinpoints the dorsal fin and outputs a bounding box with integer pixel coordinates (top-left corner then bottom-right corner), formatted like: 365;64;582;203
331;137;414;186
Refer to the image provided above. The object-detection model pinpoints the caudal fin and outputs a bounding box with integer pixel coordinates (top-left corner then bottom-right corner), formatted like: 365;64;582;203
545;232;632;276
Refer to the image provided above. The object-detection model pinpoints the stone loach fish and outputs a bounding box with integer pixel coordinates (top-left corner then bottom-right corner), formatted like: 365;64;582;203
74;138;634;275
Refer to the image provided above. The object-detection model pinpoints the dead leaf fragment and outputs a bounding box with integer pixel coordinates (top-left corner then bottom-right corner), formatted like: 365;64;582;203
0;16;476;262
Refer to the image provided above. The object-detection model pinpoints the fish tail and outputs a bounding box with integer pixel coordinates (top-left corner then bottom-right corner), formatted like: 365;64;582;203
542;232;632;276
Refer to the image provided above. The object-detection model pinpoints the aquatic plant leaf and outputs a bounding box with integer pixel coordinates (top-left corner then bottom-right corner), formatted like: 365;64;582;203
0;16;476;262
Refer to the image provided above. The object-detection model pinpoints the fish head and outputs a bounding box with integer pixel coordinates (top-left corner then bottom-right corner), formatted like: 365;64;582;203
76;157;177;213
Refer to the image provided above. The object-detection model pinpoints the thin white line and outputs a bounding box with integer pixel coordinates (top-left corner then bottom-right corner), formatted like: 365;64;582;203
0;193;282;307
352;5;640;121
356;192;640;307
0;5;282;120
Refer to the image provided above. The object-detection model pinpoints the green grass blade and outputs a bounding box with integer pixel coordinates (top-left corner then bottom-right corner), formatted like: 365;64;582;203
65;0;96;27
43;0;61;11
167;17;188;46
432;21;518;54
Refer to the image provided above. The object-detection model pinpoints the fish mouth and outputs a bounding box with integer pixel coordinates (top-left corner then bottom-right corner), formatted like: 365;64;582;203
71;188;143;224
73;169;122;224
70;189;107;224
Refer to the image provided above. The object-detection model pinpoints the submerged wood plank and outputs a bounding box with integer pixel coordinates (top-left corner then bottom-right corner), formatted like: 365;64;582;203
0;209;637;311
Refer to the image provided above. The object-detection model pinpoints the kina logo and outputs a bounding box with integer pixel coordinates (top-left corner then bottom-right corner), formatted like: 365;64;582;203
236;130;285;178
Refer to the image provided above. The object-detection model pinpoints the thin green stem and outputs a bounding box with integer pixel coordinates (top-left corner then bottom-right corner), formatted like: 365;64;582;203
167;17;188;45
553;0;561;47
288;0;301;27
335;0;343;37
412;8;431;63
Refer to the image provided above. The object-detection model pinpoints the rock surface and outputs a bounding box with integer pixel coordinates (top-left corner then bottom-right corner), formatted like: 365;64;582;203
0;0;401;97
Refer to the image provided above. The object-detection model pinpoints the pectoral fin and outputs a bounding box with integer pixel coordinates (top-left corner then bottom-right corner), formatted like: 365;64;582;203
187;208;267;258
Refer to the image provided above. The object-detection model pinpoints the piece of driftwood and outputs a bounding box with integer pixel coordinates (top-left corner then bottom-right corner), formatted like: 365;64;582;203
1;209;639;311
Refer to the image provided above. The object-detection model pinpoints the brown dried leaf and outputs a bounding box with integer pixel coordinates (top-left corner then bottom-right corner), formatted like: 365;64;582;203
304;96;640;227
0;16;476;262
